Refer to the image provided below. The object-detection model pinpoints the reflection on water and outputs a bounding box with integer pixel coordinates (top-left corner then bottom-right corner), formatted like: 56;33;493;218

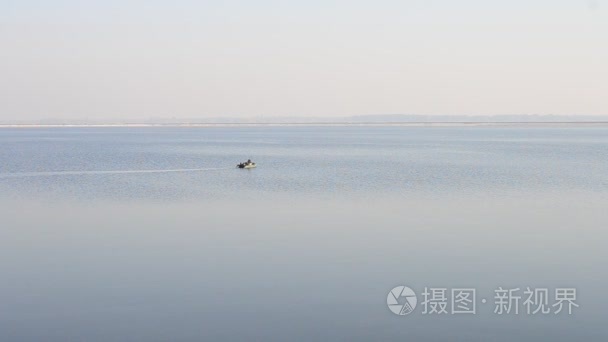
0;127;607;341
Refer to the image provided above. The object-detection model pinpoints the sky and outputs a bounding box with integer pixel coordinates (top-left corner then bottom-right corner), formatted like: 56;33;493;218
0;0;607;121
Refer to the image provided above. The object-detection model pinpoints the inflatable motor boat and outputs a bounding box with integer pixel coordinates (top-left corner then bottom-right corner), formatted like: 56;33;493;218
237;161;256;169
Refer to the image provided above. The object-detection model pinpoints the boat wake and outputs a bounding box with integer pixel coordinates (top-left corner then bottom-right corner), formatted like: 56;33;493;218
0;167;232;178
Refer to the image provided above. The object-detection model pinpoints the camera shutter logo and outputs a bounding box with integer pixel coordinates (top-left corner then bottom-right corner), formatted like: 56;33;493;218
387;286;417;315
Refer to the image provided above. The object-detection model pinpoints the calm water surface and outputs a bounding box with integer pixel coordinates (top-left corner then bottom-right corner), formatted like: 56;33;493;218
0;127;607;341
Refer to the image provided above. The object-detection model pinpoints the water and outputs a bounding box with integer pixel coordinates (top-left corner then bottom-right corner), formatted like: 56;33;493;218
0;126;607;341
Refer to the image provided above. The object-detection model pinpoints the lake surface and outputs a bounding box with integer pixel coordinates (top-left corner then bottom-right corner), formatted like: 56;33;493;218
0;126;607;341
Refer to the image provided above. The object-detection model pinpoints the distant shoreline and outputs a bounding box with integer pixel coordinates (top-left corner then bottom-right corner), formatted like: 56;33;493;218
1;122;608;128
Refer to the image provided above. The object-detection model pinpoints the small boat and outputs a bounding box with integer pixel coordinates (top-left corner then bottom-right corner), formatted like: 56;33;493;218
239;163;256;169
237;160;256;169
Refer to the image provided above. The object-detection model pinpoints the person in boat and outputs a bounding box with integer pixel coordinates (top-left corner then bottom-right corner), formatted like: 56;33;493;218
237;159;254;168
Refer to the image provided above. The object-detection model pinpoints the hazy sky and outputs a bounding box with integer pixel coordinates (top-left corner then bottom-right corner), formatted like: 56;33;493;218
1;0;606;120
